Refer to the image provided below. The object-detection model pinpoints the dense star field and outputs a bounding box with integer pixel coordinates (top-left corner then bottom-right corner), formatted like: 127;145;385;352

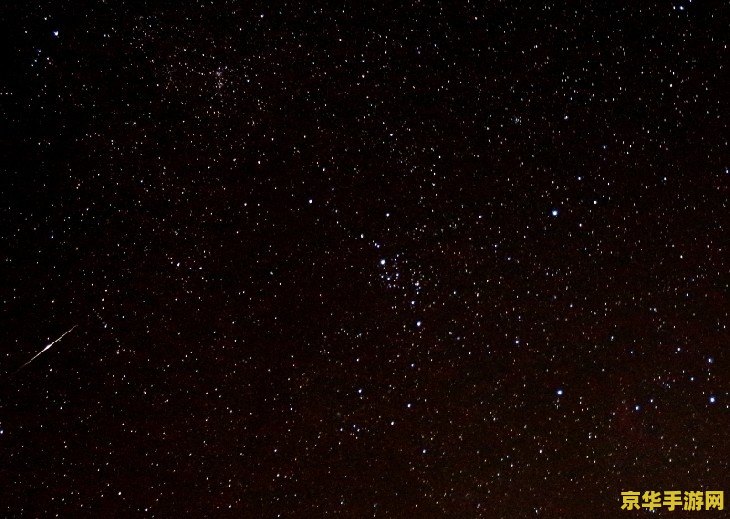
1;1;727;517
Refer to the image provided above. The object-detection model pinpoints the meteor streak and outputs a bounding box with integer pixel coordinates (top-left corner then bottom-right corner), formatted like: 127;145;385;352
14;325;78;373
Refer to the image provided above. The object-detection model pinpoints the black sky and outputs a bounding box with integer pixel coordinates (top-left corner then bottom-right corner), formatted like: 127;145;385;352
1;1;728;517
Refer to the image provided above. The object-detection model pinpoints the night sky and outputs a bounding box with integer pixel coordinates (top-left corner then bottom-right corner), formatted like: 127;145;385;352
1;1;728;517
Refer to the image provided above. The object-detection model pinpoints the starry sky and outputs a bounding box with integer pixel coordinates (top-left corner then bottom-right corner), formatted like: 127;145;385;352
1;1;728;517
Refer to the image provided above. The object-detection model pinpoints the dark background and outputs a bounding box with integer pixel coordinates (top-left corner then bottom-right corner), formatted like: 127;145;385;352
1;1;727;517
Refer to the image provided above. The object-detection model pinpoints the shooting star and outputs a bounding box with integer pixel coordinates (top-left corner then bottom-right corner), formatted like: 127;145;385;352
14;325;78;373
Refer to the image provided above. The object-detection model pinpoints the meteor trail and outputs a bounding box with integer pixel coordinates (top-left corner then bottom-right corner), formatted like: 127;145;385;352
14;325;78;373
